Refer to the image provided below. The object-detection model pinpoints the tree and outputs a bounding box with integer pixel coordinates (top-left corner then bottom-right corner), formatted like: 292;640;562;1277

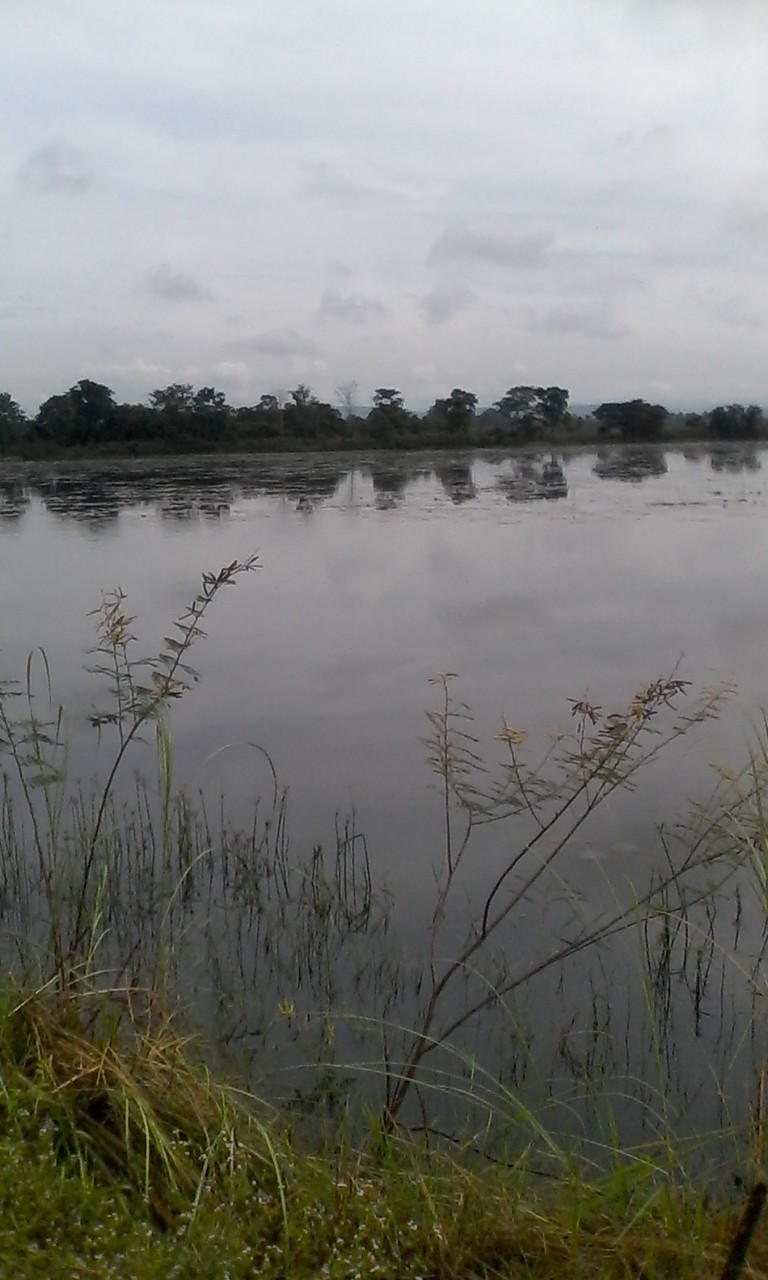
193;386;228;414
427;388;478;443
234;395;282;443
0;393;27;453
592;400;668;442
147;384;233;449
35;380;117;448
69;380;116;433
494;386;570;440
149;384;195;413
189;386;232;446
290;383;314;409
372;388;404;412
539;386;569;432
706;403;763;439
367;388;415;446
282;386;341;441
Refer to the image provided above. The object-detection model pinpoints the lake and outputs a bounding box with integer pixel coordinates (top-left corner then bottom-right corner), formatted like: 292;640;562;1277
1;443;767;1156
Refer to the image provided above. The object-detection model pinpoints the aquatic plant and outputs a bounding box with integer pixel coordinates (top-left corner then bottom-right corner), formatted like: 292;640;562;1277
381;672;735;1130
0;556;260;989
0;556;396;1114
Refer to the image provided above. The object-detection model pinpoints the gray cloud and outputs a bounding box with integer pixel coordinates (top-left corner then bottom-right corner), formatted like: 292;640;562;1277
302;162;391;207
694;288;764;329
726;174;768;249
19;139;92;195
318;288;386;324
146;264;213;301
210;360;252;387
529;303;630;341
429;222;554;269
419;283;476;325
613;122;674;151
231;328;320;357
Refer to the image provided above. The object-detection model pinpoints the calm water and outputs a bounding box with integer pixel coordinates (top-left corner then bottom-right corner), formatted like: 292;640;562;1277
2;445;765;859
2;443;767;1151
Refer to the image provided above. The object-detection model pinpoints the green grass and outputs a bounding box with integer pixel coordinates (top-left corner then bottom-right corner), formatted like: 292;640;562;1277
0;986;767;1279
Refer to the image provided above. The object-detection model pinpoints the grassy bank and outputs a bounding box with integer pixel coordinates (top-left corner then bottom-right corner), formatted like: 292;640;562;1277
2;986;767;1279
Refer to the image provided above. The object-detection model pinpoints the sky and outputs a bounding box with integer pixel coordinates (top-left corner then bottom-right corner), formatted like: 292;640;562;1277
3;0;768;414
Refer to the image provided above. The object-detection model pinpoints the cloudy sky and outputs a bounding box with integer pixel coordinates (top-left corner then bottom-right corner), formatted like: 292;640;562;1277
3;0;768;413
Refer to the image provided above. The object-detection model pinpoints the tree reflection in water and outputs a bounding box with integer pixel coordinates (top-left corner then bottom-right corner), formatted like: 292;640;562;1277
433;461;477;504
709;446;761;474
593;446;668;483
0;478;30;522
497;454;568;502
368;463;410;508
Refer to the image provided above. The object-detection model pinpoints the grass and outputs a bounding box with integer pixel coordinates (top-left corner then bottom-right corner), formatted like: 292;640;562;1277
1;985;768;1279
4;561;768;1273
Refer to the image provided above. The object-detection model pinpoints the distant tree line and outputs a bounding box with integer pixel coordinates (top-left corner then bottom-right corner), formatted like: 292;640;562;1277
0;381;765;457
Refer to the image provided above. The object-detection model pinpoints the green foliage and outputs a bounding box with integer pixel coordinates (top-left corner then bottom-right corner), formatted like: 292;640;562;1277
282;386;343;441
0;392;27;453
367;387;419;446
493;385;570;440
149;384;196;413
148;382;234;449
707;403;764;439
34;380;117;449
4;374;768;455
593;399;669;442
426;388;478;443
